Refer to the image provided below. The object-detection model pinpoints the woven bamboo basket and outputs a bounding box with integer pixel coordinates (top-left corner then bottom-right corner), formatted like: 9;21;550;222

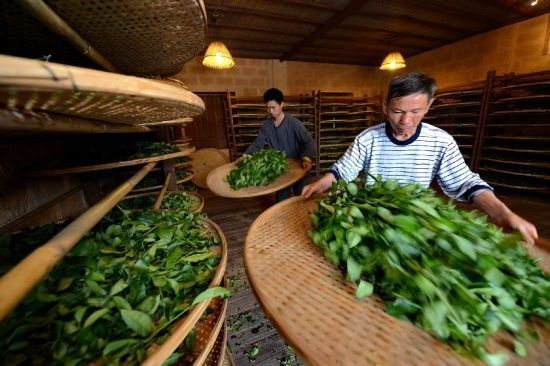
143;218;228;366
0;55;205;125
244;197;550;366
42;0;207;76
206;159;307;198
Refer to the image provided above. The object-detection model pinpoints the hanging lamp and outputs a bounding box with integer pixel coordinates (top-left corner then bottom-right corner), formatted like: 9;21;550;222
202;41;235;69
379;52;406;71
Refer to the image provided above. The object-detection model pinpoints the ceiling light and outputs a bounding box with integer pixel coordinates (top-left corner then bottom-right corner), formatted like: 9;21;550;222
379;52;406;71
202;41;235;70
530;0;538;6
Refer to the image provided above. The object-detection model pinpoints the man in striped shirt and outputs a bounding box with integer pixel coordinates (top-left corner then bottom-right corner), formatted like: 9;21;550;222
302;72;538;245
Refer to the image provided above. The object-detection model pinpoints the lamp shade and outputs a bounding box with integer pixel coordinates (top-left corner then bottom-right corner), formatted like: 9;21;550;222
379;52;406;71
202;41;235;69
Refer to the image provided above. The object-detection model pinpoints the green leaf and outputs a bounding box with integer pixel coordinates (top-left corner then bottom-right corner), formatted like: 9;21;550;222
103;338;139;355
120;309;154;337
182;252;212;262
513;340;527;357
191;287;230;306
166;247;182;269
346;231;361;248
355;280;373;299
86;280;107;296
482;352;509;366
57;277;74;291
113;296;132;310
346;256;362;282
74;306;88;324
346;182;358;195
83;308;109;328
110;279;129;296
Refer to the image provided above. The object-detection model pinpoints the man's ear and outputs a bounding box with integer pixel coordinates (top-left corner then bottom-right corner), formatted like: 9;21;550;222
280;101;284;109
382;99;388;115
427;98;435;110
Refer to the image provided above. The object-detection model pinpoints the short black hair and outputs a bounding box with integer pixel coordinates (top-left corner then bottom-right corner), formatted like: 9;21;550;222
263;88;284;104
387;72;436;103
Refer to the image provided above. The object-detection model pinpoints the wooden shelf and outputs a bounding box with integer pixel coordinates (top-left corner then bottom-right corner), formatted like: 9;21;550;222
479;167;550;180
430;101;481;109
493;81;550;91
482;157;550;169
434;90;483;98
484;146;550;154
492;95;550;103
430;123;477;128
27;148;195;177
423;113;479;119
491;109;550;116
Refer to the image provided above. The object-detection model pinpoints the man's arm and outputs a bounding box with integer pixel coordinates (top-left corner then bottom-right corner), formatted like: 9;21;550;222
473;190;538;245
244;123;269;155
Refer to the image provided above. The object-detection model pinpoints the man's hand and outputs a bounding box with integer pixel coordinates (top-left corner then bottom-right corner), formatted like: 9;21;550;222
302;173;336;199
236;154;248;163
302;156;313;171
473;190;538;245
495;211;538;246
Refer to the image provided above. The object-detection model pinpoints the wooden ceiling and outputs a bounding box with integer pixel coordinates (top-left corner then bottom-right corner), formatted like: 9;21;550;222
203;0;550;66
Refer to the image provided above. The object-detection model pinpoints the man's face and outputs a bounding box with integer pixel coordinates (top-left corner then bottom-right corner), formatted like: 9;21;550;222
266;100;284;120
384;92;433;138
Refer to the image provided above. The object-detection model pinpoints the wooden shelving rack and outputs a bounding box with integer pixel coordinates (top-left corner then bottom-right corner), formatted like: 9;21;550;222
315;91;382;176
425;81;487;167
478;71;550;196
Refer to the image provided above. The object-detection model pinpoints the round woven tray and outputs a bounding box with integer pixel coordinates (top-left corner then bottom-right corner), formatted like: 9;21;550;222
0;55;205;125
43;0;207;76
244;197;550;366
206;159;307;198
191;149;230;188
143;218;227;366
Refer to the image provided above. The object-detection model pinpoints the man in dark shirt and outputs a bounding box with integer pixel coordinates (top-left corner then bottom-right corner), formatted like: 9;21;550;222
244;88;316;202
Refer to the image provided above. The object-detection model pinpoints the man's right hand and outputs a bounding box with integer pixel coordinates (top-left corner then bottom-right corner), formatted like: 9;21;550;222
236;154;248;163
302;173;336;199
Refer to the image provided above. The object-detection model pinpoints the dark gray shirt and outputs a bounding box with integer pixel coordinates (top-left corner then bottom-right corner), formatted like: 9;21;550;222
244;114;316;159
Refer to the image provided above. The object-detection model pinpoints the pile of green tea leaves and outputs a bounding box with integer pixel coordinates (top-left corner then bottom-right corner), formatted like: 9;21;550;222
116;192;199;213
226;149;287;190
309;177;549;365
0;210;229;365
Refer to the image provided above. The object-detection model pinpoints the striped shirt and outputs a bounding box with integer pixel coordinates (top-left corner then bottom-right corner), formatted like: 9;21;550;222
331;122;492;201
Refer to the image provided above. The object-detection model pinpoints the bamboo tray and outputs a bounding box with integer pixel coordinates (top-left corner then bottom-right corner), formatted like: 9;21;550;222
191;148;230;189
0;55;205;125
244;196;550;366
143;218;228;366
206;159;308;198
27;148;195;177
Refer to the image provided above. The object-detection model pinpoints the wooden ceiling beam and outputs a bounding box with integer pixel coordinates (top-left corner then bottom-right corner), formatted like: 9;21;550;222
276;0;340;11
210;23;306;37
394;0;500;25
280;0;370;61
335;24;448;43
355;12;470;35
210;35;295;47
286;54;379;66
207;4;321;26
483;0;533;17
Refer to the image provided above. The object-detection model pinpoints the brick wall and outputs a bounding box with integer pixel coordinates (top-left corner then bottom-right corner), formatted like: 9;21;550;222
173;14;549;96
